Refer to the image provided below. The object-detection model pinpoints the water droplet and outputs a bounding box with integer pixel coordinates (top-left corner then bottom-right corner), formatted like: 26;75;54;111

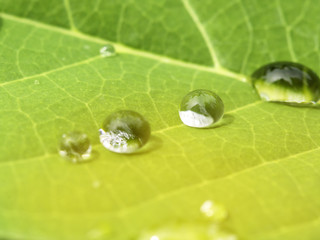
100;44;116;57
59;131;92;163
200;200;228;222
138;223;237;240
99;110;151;153
179;89;224;128
34;80;40;85
251;61;320;103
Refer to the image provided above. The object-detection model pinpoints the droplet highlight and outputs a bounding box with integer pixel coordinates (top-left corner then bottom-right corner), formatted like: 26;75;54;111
179;89;224;128
59;131;92;163
99;110;151;153
100;44;116;57
200;200;228;222
251;61;320;103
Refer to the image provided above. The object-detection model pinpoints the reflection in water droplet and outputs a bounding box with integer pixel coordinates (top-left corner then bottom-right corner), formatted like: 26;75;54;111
100;44;116;57
138;223;237;240
200;200;228;223
99;110;151;153
251;61;320;103
59;131;92;163
179;89;224;128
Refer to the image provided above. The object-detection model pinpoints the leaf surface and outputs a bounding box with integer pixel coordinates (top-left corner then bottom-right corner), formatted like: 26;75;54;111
0;0;320;239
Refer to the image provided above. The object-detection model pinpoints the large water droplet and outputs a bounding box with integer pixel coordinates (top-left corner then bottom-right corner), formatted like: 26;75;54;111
179;89;224;128
138;223;237;240
251;61;320;103
100;44;116;57
200;200;228;222
59;131;92;163
99;110;151;153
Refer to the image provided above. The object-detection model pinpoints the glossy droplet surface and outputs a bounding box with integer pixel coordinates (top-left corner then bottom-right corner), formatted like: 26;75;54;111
179;89;224;128
138;223;237;240
100;44;116;57
59;131;91;163
251;61;320;103
200;200;228;222
99;110;150;153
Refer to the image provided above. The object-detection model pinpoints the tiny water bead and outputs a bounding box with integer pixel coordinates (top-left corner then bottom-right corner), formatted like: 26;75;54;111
179;89;224;128
99;110;151;153
59;131;92;163
200;200;228;222
251;61;320;103
100;44;116;57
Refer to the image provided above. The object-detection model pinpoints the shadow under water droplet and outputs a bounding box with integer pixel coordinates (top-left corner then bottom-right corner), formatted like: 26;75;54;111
61;149;99;165
204;114;235;129
129;135;163;156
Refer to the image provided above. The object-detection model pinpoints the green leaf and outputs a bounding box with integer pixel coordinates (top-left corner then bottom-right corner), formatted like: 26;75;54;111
1;0;320;239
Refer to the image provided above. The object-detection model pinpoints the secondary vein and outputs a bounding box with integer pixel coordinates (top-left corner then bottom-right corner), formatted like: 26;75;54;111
181;0;220;68
63;0;77;31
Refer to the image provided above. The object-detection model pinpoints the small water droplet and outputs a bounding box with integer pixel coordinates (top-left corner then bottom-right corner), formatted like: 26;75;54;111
200;200;228;222
179;89;224;128
100;44;116;57
34;80;40;85
59;131;92;163
99;110;150;153
251;61;320;103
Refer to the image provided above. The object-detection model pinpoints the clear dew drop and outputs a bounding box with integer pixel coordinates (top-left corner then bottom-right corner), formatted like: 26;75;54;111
137;222;237;240
100;44;116;57
251;61;320;104
99;110;151;153
59;131;92;163
200;200;228;223
179;89;224;128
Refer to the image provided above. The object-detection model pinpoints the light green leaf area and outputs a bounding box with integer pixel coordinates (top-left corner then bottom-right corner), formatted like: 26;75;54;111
1;0;320;240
